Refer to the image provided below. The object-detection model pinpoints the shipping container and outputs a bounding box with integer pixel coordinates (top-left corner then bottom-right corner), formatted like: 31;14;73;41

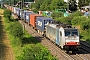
25;12;34;24
30;14;42;27
16;8;20;16
7;5;9;9
14;7;17;14
36;17;53;32
8;6;12;11
20;9;24;19
12;7;14;13
23;11;33;21
10;6;12;11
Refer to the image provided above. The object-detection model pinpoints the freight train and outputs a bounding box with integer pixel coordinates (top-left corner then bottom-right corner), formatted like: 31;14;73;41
4;5;80;52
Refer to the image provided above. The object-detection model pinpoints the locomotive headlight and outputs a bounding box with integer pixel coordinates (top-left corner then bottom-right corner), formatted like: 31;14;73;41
77;42;79;44
65;42;68;44
77;42;79;45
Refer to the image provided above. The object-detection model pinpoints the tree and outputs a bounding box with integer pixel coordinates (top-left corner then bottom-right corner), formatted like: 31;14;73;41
78;0;90;7
31;0;66;11
31;0;44;10
39;0;51;11
69;0;77;11
24;0;34;2
50;0;66;11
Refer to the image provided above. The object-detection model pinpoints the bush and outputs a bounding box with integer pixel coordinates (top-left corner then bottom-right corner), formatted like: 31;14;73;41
9;21;23;39
80;18;90;30
61;10;83;25
55;16;72;25
51;11;63;19
17;44;57;60
72;16;86;25
3;9;11;20
71;10;83;16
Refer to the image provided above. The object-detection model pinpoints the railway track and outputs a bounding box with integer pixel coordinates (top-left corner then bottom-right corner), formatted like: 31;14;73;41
68;41;90;60
80;41;90;53
69;53;86;60
18;20;90;60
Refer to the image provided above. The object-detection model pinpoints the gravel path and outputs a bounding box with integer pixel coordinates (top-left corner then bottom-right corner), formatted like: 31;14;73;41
0;15;15;60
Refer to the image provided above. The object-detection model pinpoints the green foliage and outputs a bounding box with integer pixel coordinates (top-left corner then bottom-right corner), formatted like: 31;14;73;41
31;0;44;10
25;0;34;2
39;0;51;11
71;16;90;30
59;10;83;24
22;31;39;44
31;0;66;11
80;18;90;30
4;16;57;60
50;0;65;11
69;0;77;11
51;11;63;19
71;16;83;25
55;15;73;25
4;17;22;58
78;0;90;7
80;29;90;41
53;10;83;25
71;15;90;42
9;34;22;47
32;8;38;13
17;44;57;60
9;21;23;39
3;9;11;20
71;10;83;16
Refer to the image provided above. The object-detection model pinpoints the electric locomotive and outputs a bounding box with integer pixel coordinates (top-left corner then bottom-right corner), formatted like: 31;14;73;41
46;24;80;51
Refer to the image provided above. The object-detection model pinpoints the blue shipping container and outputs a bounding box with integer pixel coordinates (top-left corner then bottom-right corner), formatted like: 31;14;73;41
16;8;20;16
20;9;24;19
23;10;27;20
14;7;17;14
22;11;32;20
36;17;53;32
25;12;34;23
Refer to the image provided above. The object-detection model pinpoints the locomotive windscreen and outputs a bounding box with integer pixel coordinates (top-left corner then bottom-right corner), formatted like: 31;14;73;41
64;29;78;36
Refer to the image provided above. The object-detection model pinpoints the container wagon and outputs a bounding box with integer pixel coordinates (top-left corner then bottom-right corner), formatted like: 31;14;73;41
25;12;34;24
16;8;20;18
30;14;42;28
20;9;24;19
36;17;53;35
23;10;32;21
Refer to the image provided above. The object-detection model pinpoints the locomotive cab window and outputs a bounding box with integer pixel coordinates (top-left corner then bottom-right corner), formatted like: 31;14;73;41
65;29;78;36
72;31;78;36
65;31;70;36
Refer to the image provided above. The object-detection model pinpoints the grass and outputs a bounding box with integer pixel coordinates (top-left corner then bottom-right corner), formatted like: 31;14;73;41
4;16;57;60
0;8;4;15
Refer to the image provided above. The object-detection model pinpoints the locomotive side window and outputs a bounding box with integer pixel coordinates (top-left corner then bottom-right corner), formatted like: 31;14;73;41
60;31;62;36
